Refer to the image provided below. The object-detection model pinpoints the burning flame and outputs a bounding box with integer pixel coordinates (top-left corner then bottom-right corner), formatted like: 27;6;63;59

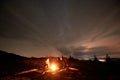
50;63;58;71
46;59;59;72
46;58;50;67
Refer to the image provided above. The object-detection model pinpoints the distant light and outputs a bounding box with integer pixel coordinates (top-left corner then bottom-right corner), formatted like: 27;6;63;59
83;57;90;60
99;59;106;62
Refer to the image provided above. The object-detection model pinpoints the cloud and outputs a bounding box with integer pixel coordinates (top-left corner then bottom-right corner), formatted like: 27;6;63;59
56;45;120;59
0;0;120;57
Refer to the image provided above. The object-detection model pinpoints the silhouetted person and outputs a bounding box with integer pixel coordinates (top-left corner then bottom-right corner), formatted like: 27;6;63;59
62;56;68;68
93;55;99;63
105;54;111;63
57;57;63;69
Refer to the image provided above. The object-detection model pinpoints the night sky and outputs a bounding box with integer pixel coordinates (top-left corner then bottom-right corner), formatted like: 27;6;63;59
0;0;120;59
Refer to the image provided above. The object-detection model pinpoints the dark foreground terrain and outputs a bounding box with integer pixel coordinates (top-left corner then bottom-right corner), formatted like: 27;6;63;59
0;50;120;80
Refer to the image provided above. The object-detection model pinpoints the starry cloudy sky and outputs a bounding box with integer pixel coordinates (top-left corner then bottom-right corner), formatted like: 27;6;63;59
0;0;120;59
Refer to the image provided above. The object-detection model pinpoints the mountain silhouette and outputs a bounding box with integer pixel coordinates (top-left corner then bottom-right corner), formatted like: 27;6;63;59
0;50;27;61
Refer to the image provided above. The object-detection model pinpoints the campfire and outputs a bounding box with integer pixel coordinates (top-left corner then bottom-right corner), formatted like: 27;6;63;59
46;59;59;72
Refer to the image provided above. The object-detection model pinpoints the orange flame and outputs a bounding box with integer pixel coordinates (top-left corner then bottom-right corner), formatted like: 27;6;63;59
46;59;50;67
